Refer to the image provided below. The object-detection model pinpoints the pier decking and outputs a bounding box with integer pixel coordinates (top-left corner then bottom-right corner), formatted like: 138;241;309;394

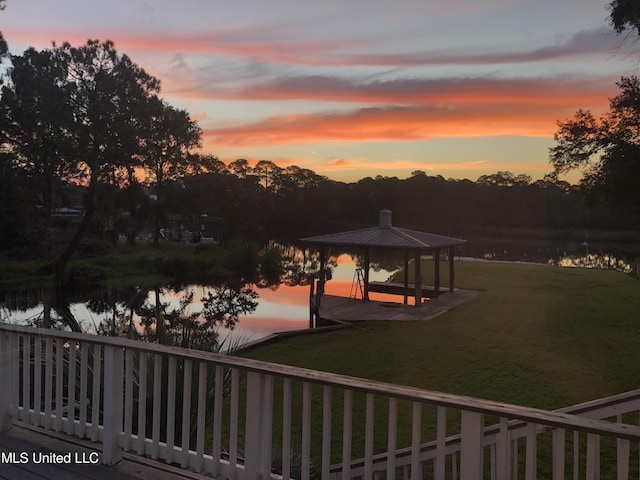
317;288;478;323
367;280;445;298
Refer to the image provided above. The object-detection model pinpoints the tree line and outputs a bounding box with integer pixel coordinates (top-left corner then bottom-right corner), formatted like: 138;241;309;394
2;0;640;262
168;166;640;242
10;153;637;255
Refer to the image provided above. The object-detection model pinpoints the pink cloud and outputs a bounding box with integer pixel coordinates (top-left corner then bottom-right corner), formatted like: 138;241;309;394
203;101;594;147
4;26;617;69
175;74;616;109
2;25;356;65
330;159;350;167
125;27;630;68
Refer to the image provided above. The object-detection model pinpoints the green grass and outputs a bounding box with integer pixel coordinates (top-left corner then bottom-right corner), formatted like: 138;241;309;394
0;240;268;290
0;241;181;288
237;261;640;474
0;257;50;286
242;260;640;410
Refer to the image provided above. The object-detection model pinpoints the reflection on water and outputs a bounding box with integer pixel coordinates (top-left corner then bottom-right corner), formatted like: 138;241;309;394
1;243;636;348
0;252;400;349
472;253;633;273
1;284;264;351
552;254;632;272
463;239;634;273
461;234;637;272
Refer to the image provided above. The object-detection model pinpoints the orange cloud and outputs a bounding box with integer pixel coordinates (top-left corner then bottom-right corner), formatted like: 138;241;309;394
204;102;579;147
319;159;491;173
190;112;208;122
329;159;350;167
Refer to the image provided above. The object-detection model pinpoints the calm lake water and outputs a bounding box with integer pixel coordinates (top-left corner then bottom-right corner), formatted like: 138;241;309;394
0;254;400;348
1;244;635;348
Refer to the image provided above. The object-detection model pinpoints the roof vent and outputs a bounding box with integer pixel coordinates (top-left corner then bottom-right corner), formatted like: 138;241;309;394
379;209;392;227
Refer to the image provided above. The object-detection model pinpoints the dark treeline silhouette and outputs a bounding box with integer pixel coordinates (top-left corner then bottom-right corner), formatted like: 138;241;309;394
164;165;638;244
3;153;639;260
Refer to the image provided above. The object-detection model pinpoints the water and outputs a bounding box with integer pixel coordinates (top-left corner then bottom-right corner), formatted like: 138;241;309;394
459;236;636;271
1;245;635;348
0;254;400;348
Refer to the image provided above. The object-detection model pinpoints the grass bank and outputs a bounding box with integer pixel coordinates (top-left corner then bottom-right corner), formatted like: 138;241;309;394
242;260;640;409
0;240;277;290
238;261;640;472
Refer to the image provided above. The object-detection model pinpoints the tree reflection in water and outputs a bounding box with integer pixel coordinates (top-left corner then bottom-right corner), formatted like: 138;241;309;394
89;283;259;352
1;243;303;350
274;242;338;287
6;243;633;353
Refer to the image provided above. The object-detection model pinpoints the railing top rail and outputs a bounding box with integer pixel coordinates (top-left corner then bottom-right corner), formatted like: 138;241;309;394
3;322;640;440
336;390;640;472
555;389;640;416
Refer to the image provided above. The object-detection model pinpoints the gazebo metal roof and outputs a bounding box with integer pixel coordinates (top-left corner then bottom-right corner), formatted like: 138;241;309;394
301;209;466;316
300;209;465;250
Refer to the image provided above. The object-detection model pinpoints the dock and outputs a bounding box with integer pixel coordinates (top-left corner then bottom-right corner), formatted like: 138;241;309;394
367;280;445;298
316;289;478;324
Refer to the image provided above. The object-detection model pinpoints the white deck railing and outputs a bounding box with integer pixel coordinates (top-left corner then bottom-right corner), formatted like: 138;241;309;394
1;323;640;480
336;390;640;479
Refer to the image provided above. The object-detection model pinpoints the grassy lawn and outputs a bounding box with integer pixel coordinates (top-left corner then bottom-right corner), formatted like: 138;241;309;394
238;261;640;473
0;240;265;290
242;260;640;410
0;241;185;287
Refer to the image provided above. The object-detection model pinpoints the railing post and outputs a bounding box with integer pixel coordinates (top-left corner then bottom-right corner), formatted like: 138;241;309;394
586;434;600;480
496;418;510;480
102;345;124;465
460;410;484;480
617;438;630;480
244;371;273;478
0;331;14;431
411;401;422;480
553;428;566;480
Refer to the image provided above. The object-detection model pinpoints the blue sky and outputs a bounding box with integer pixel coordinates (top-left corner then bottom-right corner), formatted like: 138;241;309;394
2;0;636;182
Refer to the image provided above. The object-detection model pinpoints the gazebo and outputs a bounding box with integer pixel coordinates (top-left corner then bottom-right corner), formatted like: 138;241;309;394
300;209;466;307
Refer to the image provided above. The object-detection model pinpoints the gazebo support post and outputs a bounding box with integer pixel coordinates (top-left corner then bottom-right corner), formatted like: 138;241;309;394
301;208;466;310
434;248;440;299
318;246;326;303
449;246;455;292
414;251;422;307
363;248;371;301
309;274;314;328
403;250;409;305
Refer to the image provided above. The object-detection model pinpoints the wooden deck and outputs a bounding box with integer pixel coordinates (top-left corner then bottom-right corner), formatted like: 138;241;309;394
316;288;478;324
2;324;640;479
0;423;207;480
367;280;446;298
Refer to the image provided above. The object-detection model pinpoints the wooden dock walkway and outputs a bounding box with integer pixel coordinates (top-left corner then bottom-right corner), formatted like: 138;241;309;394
317;288;478;324
367;280;444;298
0;423;207;480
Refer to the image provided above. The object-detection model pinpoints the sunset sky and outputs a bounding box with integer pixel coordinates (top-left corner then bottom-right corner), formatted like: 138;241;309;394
2;0;636;182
